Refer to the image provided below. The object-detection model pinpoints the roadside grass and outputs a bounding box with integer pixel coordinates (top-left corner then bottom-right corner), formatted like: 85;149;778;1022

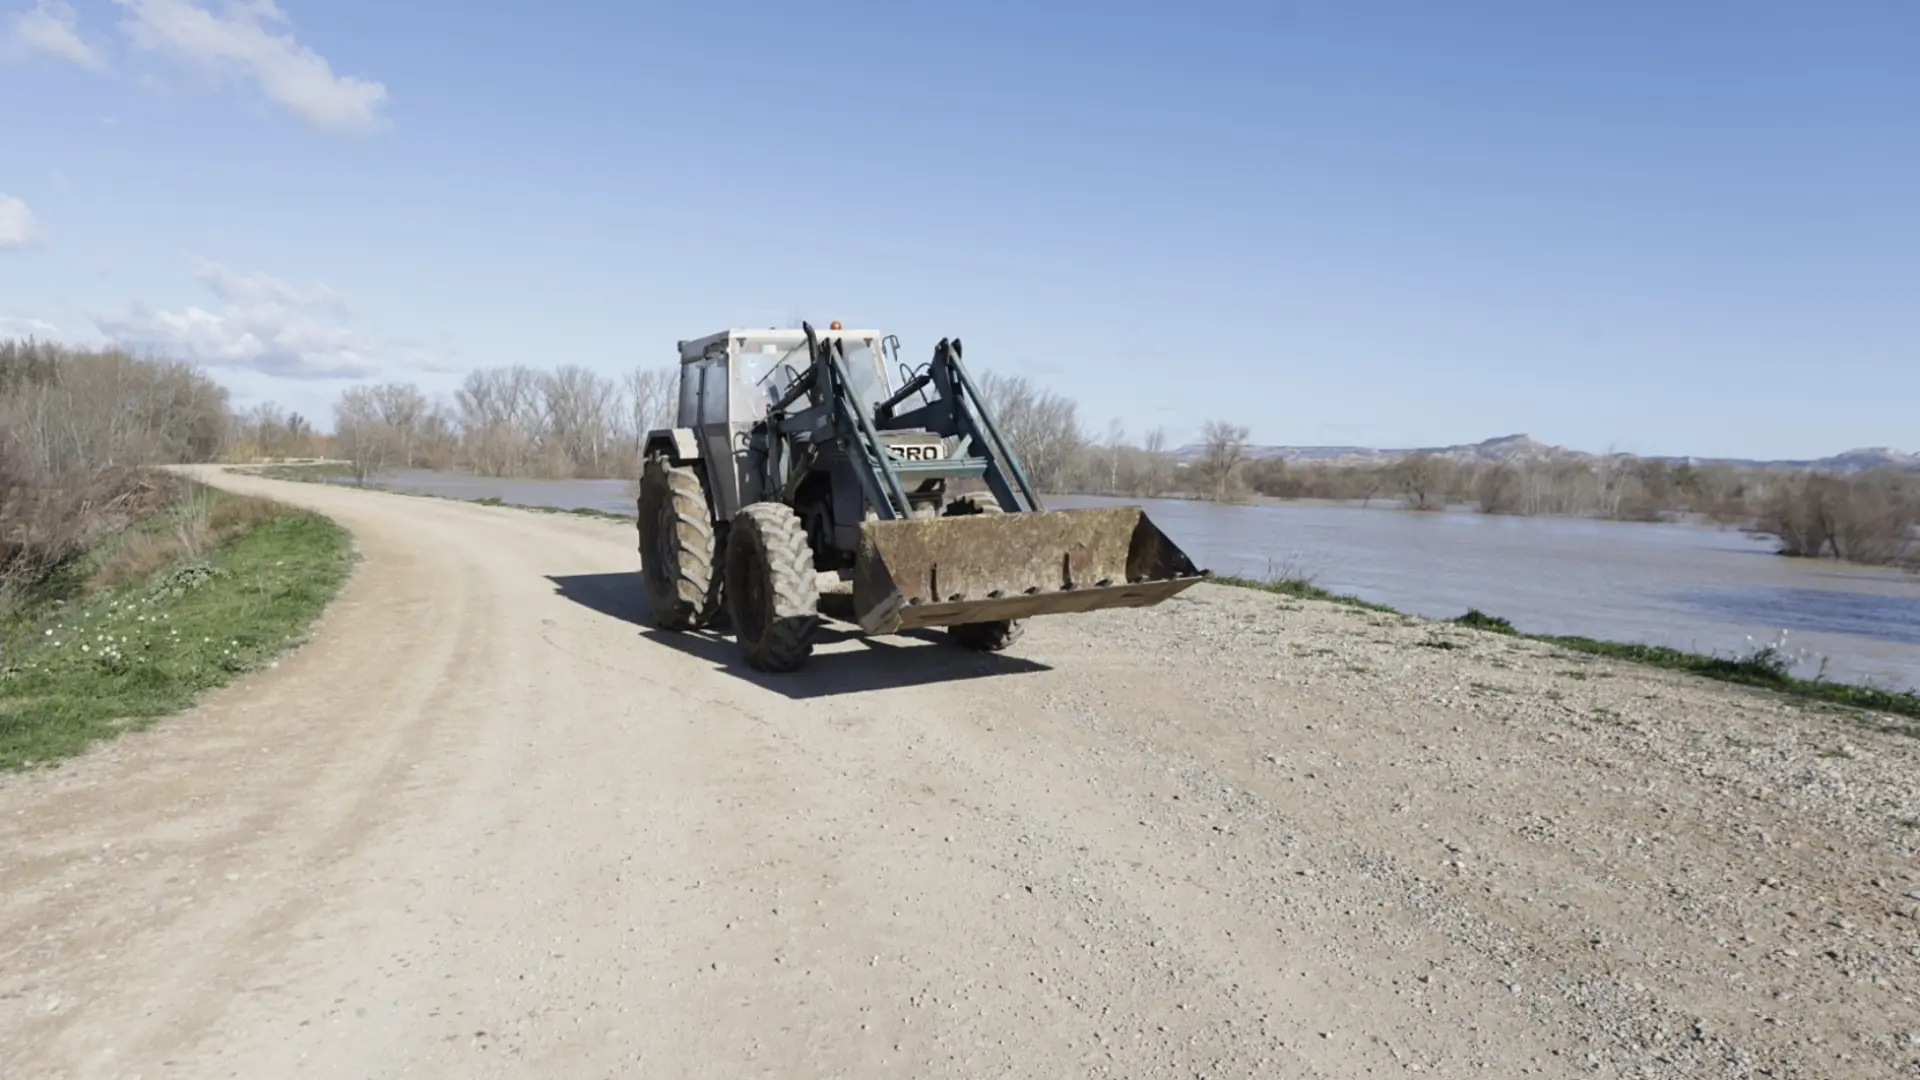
469;496;633;522
0;484;354;770
1212;574;1397;613
1215;580;1920;728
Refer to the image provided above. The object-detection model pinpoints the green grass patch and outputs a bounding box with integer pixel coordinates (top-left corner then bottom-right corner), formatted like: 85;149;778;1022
1212;574;1396;613
470;496;633;522
1537;635;1920;725
1452;608;1517;634
0;495;353;769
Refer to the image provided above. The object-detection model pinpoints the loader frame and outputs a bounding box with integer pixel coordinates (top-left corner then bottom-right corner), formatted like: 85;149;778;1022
755;323;1039;523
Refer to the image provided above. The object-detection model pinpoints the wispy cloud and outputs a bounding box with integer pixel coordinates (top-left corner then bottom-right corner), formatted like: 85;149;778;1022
2;0;105;70
0;194;42;250
193;258;349;315
95;261;384;379
0;314;63;338
113;0;387;133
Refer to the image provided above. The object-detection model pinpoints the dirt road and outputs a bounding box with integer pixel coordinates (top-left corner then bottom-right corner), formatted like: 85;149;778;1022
3;468;1916;1079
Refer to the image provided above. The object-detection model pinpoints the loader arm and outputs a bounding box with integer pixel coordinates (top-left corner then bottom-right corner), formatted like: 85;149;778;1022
764;325;914;520
877;338;1042;514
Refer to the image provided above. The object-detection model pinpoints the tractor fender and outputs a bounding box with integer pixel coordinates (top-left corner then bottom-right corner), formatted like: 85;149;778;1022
643;427;702;465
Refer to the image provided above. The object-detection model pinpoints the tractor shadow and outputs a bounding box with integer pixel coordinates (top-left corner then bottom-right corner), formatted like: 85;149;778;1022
545;573;1052;699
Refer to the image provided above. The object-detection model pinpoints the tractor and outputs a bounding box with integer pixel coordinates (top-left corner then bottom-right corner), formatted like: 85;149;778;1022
636;322;1208;671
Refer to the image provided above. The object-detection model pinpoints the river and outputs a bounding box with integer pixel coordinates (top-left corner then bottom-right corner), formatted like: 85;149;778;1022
342;468;1920;692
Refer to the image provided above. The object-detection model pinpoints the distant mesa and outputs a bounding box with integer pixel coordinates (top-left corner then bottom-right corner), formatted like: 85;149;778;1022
1171;434;1918;473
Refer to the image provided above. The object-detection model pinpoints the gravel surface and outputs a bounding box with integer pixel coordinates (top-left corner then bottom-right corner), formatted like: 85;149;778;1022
1;466;1915;1078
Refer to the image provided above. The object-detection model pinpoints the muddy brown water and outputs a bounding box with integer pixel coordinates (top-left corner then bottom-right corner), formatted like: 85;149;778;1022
337;468;1920;691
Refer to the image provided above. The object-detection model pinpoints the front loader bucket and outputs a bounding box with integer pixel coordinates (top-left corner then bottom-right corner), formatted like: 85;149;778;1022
851;506;1209;636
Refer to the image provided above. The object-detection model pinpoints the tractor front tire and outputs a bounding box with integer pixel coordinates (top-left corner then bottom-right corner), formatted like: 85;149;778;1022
949;619;1027;652
940;493;1026;651
724;503;821;672
638;453;722;631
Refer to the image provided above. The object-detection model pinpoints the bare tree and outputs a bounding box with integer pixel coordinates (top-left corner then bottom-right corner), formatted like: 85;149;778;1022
1196;420;1250;501
1474;463;1522;514
628;365;677;445
455;365;545;476
1389;452;1450;511
230;402;319;460
332;385;394;483
365;383;431;469
975;371;1085;493
1757;470;1917;565
1141;426;1169;497
540;365;621;477
1103;419;1126;494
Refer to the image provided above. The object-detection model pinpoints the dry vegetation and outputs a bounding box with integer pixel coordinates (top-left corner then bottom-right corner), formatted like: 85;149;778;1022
295;364;679;483
959;392;1915;568
973;385;1916;569
1;340;229;603
1226;450;1919;567
1;338;356;766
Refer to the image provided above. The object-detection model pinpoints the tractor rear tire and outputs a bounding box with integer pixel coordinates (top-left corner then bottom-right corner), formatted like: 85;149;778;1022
724;503;821;672
638;453;722;631
940;493;1025;651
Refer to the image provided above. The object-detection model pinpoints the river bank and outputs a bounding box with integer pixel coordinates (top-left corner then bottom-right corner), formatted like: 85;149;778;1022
230;462;1920;716
242;462;1920;691
1219;574;1920;728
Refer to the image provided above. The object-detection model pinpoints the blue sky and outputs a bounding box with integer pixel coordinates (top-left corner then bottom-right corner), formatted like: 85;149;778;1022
2;1;1914;458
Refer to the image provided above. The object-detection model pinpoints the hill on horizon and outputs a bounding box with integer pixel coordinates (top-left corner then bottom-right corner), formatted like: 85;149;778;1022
1170;434;1919;473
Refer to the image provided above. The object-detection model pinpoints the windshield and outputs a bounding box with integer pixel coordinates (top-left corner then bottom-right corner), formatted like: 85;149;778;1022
737;336;889;413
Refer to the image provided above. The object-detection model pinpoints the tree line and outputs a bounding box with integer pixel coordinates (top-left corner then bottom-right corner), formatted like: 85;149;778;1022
6;334;1902;608
893;382;1915;568
223;363;679;483
222;352;1919;571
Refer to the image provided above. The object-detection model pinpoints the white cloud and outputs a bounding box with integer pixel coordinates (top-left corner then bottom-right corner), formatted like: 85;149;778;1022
2;0;105;69
0;314;63;338
114;0;387;133
96;262;382;379
391;344;460;374
0;194;41;250
193;258;347;314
